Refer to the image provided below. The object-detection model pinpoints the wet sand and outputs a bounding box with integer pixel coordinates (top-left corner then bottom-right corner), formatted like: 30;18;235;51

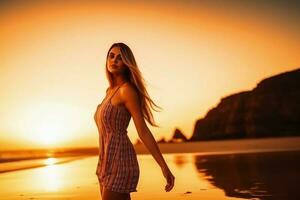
0;154;248;200
1;137;300;200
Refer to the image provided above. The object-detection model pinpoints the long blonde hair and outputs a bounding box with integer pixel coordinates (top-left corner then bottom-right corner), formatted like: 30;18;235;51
105;42;162;127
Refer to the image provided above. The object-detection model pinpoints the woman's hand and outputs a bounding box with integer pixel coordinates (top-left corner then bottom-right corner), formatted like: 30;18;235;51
161;166;175;192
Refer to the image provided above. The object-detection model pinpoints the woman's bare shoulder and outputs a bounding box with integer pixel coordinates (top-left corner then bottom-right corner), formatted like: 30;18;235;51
120;82;140;103
122;82;137;92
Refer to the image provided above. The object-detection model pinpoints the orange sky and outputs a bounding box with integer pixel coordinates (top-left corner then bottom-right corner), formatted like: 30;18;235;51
1;0;299;150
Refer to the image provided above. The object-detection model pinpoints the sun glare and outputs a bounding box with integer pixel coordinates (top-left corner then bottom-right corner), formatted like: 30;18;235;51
20;102;84;147
44;157;58;165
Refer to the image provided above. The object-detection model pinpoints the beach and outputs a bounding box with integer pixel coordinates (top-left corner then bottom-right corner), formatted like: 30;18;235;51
134;136;300;155
1;137;300;200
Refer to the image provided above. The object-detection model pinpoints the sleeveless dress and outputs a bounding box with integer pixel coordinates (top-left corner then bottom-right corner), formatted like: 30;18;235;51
94;83;140;193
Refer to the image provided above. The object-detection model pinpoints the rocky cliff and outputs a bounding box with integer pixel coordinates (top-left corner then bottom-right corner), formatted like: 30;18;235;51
190;68;300;141
169;128;187;142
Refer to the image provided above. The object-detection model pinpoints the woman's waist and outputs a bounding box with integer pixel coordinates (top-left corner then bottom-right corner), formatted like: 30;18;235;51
100;129;129;136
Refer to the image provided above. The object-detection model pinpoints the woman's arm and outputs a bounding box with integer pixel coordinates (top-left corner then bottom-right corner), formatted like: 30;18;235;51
120;84;175;191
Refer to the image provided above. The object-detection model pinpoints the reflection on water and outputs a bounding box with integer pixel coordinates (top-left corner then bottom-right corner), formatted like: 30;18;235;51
173;154;188;168
35;164;63;192
134;154;239;200
194;151;300;200
44;157;58;165
1;151;299;199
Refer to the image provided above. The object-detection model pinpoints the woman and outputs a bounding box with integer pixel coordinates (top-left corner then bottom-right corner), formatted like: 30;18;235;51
94;42;175;200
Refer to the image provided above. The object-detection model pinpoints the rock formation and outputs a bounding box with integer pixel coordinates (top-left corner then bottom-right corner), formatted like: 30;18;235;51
190;68;300;141
157;137;167;143
169;128;188;142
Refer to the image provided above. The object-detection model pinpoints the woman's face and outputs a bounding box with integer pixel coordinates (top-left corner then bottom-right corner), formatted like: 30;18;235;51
107;46;126;74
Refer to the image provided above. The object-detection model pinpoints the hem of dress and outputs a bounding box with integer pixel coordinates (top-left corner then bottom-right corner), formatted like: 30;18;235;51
98;178;138;193
104;184;138;193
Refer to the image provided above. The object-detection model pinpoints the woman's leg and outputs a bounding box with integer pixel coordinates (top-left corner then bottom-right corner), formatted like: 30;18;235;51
100;183;103;196
97;177;104;197
102;187;130;200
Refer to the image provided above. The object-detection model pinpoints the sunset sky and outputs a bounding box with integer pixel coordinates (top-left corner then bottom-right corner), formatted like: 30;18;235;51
1;0;299;150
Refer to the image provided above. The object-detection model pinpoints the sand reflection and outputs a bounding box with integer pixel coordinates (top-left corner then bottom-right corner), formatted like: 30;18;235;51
193;151;300;199
33;164;64;192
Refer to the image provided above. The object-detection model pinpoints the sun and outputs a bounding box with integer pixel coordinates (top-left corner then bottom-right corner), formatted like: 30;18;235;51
21;101;84;147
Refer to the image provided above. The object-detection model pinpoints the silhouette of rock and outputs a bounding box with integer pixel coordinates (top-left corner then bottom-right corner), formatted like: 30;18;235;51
157;137;167;143
169;128;188;143
190;68;300;141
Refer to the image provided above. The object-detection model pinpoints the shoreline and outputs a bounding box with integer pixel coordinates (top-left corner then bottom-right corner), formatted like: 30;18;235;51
134;136;300;154
0;156;86;174
1;148;299;200
1;137;299;174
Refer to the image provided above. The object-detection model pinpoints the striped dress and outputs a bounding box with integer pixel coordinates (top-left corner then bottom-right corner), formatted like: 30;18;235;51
94;83;140;193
